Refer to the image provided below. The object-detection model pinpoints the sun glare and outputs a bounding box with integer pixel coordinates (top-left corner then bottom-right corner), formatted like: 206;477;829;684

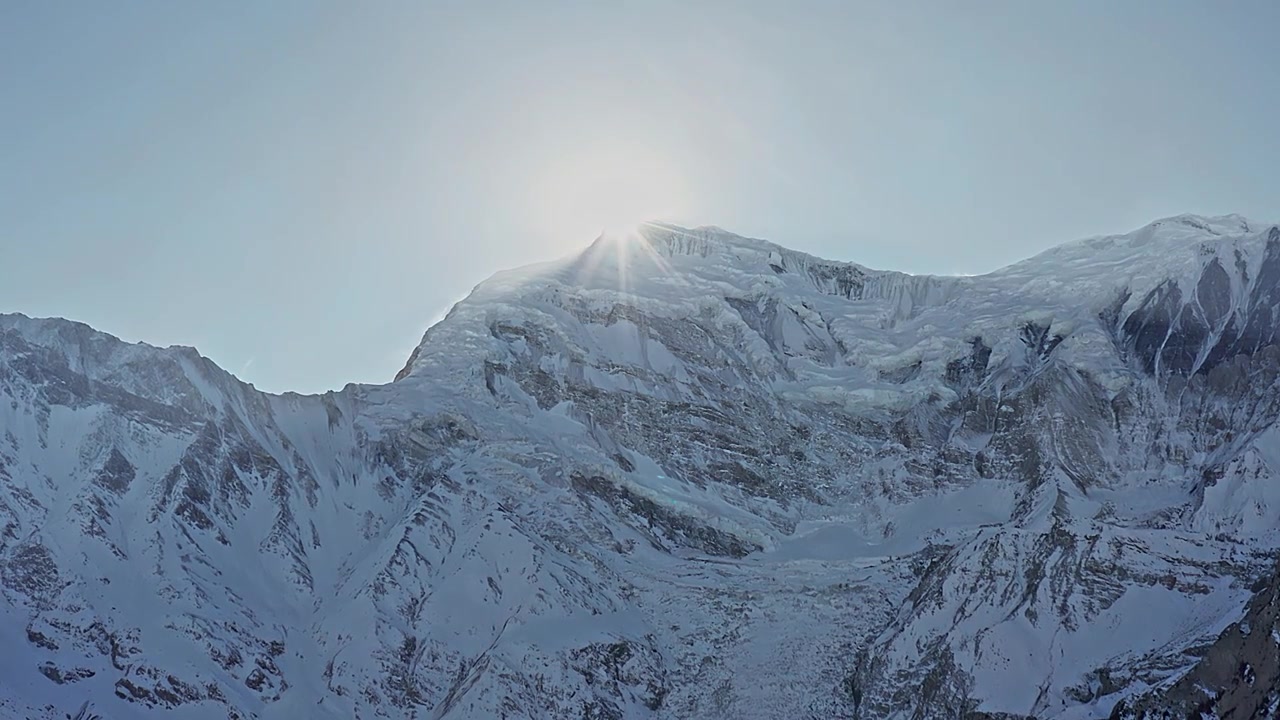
530;143;691;248
601;221;644;241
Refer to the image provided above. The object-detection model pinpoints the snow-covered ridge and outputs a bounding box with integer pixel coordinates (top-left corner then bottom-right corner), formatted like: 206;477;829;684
399;214;1278;396
0;313;198;380
989;214;1272;308
637;222;967;309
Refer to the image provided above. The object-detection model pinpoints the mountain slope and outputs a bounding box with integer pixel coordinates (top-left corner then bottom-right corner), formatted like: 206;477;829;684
2;214;1279;719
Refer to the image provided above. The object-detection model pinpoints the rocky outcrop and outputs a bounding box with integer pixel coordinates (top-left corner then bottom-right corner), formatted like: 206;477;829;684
1109;558;1280;720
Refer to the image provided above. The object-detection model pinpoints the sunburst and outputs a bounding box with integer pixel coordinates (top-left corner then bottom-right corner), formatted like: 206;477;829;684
574;220;681;296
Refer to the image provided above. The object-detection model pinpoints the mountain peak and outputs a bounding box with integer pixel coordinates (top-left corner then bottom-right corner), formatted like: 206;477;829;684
992;212;1275;288
1143;212;1260;236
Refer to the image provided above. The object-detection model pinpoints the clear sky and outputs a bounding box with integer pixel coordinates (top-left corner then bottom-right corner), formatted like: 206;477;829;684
3;1;1279;394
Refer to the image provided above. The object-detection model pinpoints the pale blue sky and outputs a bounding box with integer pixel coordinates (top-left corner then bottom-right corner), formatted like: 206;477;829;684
3;1;1278;393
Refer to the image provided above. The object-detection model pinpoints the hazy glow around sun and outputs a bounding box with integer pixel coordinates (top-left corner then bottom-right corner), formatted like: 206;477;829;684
530;141;692;245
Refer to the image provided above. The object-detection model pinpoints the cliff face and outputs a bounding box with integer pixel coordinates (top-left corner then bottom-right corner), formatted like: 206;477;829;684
2;216;1279;719
1109;556;1280;720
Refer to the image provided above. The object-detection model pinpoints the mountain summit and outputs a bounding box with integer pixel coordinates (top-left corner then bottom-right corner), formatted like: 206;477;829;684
3;215;1280;719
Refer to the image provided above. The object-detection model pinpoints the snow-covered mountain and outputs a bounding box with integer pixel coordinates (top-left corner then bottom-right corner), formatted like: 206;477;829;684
2;213;1279;719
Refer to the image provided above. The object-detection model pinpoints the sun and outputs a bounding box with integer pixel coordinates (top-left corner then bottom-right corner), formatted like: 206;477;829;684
601;220;644;240
529;142;691;246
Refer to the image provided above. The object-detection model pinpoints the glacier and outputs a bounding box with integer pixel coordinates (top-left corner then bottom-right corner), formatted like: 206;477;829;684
2;214;1279;718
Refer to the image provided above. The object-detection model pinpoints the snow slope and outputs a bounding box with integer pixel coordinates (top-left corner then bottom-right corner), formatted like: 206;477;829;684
2;214;1280;719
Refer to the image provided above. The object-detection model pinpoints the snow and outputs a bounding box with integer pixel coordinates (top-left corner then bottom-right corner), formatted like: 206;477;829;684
762;479;1017;563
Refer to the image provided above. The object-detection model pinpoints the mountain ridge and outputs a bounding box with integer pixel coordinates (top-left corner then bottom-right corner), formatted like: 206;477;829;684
6;211;1271;394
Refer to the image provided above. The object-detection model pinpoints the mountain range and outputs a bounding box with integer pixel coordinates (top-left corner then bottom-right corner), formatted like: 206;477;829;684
2;214;1279;719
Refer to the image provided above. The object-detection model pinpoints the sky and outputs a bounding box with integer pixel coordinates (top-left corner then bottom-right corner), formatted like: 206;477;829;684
3;1;1279;394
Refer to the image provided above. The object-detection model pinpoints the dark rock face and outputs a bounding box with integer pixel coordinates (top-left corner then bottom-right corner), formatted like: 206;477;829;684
945;337;993;388
1021;321;1065;365
2;542;62;609
94;449;135;494
569;639;669;717
804;261;868;299
1118;229;1280;377
572;473;761;557
1110;558;1280;720
1121;279;1184;374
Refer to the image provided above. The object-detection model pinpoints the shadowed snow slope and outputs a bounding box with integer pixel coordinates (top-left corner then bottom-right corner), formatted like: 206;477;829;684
3;214;1280;719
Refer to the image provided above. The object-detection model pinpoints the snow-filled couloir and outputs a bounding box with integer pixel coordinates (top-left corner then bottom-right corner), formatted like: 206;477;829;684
3;214;1280;719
